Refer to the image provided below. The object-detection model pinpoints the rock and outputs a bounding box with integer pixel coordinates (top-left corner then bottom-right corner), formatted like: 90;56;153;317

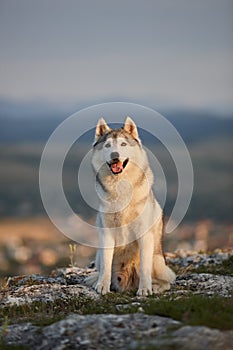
170;325;233;350
1;314;232;350
166;251;232;269
52;266;95;285
2;283;99;307
6;274;66;287
1;323;38;346
1;267;99;307
0;251;232;349
1;283;99;307
2;270;232;308
1;314;179;349
174;273;233;297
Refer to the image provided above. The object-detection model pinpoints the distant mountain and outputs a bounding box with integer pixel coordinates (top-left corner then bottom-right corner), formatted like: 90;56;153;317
0;99;232;143
158;110;233;143
0;99;232;222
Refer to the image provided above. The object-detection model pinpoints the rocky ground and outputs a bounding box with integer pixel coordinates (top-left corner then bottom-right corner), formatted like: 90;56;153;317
0;250;233;349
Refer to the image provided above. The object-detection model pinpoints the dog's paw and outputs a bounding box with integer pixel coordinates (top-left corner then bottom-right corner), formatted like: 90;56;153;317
152;281;170;294
95;281;110;295
136;287;152;297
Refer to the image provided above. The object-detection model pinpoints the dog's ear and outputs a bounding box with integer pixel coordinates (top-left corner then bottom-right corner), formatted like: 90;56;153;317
124;116;140;141
94;118;111;143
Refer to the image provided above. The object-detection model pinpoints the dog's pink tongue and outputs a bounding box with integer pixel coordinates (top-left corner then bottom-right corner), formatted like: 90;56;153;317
111;161;123;174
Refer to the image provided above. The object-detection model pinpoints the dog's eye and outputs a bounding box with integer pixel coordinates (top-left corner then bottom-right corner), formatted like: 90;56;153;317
121;142;127;146
105;143;111;148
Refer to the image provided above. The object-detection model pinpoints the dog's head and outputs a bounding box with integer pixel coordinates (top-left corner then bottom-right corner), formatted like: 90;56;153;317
92;117;142;175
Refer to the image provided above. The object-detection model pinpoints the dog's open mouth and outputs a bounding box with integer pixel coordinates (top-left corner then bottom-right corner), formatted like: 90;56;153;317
107;158;129;175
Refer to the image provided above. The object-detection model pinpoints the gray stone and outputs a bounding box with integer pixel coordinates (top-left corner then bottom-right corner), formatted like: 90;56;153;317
0;283;99;307
1;314;233;350
170;325;233;350
0;252;232;349
174;273;233;297
167;251;232;269
1;314;180;349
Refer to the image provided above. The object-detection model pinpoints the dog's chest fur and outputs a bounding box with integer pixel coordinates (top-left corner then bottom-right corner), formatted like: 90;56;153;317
98;162;152;227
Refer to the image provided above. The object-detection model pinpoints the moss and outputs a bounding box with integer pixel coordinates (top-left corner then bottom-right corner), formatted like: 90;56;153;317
0;340;29;350
169;255;233;276
193;256;233;276
143;294;233;330
0;293;134;327
1;299;79;327
1;293;232;330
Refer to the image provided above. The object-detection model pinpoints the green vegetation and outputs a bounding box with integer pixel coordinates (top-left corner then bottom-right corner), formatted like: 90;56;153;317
144;295;233;330
0;293;232;331
167;256;233;276
193;256;233;276
69;244;77;267
0;343;28;350
0;136;232;221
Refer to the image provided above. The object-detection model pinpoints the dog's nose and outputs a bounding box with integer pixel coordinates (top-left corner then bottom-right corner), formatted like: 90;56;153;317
111;152;120;160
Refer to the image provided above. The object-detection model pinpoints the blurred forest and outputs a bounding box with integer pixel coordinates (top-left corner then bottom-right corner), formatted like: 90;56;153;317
0;106;233;279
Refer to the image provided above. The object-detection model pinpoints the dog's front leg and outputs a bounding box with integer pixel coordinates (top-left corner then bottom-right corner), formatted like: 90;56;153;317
137;232;153;296
95;231;114;295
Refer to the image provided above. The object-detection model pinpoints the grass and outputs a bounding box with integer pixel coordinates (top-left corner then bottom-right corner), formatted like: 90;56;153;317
0;253;232;348
143;295;233;330
0;344;28;350
169;255;233;276
192;255;233;276
0;293;232;330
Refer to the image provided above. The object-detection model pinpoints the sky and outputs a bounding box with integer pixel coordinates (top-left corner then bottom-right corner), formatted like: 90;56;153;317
0;0;233;111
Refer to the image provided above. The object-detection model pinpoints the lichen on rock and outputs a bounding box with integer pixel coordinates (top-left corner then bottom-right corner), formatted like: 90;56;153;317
0;251;232;349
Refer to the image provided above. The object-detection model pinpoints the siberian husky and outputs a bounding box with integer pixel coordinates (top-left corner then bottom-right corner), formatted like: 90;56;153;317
87;117;175;296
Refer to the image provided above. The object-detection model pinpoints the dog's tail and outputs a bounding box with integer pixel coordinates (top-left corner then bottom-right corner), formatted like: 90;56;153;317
84;271;99;288
153;254;176;283
157;264;176;283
